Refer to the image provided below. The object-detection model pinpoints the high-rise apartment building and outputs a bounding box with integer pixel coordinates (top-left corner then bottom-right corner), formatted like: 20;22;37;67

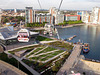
0;8;2;25
25;7;34;23
49;7;64;24
25;7;64;25
83;7;100;24
91;7;100;24
14;8;17;13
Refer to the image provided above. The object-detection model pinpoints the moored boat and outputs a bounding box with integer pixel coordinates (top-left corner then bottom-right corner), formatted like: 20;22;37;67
83;43;90;53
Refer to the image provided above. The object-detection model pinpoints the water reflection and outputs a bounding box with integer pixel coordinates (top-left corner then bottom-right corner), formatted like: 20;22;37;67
56;25;100;60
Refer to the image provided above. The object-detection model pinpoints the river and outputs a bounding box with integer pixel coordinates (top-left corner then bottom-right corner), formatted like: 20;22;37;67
56;25;100;60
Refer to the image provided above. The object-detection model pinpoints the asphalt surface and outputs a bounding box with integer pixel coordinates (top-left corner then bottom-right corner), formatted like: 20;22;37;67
6;39;36;50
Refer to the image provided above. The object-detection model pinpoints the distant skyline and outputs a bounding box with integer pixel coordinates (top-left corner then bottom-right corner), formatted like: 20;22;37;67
0;0;100;10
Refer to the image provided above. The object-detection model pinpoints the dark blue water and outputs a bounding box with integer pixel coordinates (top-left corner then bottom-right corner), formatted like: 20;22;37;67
57;25;100;60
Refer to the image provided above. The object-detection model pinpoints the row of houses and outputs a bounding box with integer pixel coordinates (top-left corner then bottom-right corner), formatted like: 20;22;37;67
25;7;81;25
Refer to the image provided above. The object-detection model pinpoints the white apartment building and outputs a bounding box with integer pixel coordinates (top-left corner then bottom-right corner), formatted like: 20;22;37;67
0;8;2;25
83;7;100;24
91;7;100;24
82;11;90;23
49;7;64;24
14;8;17;13
25;7;34;23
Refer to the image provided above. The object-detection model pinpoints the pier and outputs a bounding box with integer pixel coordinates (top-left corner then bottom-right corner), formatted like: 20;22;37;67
57;44;82;75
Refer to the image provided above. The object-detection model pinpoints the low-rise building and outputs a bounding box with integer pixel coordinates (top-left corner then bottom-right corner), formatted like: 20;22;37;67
65;14;80;21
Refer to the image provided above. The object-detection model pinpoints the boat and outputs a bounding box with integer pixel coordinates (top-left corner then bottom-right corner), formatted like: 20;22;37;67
83;43;90;53
68;37;73;41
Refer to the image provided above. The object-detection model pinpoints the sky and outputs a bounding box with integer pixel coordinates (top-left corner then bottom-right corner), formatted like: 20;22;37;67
0;0;100;10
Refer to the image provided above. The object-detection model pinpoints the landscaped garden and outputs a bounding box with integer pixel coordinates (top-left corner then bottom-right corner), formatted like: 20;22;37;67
7;41;73;75
36;36;53;41
27;22;47;27
8;44;42;54
23;51;70;75
22;43;71;74
58;20;83;25
47;41;73;51
26;46;64;62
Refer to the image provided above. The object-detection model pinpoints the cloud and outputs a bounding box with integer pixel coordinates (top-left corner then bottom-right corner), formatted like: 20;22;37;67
87;0;100;2
0;0;100;10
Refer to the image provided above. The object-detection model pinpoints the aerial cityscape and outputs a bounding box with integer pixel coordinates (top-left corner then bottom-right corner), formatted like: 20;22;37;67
0;0;100;75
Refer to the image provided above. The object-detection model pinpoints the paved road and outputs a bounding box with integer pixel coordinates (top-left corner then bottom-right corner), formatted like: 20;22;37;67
57;45;81;75
6;39;35;50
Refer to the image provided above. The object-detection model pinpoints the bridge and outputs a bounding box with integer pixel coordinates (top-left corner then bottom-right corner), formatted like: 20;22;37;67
57;44;82;75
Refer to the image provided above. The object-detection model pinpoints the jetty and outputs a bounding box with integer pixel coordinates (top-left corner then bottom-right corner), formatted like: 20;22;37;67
57;44;81;75
64;35;77;41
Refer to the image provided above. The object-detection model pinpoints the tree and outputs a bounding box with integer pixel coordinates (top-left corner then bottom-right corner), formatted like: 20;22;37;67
9;17;14;20
3;18;9;23
39;62;43;66
52;66;58;72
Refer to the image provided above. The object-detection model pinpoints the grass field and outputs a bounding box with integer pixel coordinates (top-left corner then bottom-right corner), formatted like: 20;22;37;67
47;41;73;50
8;45;42;54
36;36;53;41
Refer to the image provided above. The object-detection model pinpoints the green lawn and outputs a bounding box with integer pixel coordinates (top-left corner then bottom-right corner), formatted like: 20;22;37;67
36;36;53;41
35;47;56;55
30;50;64;61
8;45;42;54
26;47;44;57
47;41;73;50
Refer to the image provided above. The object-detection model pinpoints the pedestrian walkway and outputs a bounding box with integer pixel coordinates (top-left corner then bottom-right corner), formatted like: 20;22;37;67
57;45;81;75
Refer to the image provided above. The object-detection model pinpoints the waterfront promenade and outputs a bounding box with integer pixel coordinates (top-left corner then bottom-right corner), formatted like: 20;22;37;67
57;44;81;75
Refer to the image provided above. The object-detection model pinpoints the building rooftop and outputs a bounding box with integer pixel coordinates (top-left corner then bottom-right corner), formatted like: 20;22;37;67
0;26;18;40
